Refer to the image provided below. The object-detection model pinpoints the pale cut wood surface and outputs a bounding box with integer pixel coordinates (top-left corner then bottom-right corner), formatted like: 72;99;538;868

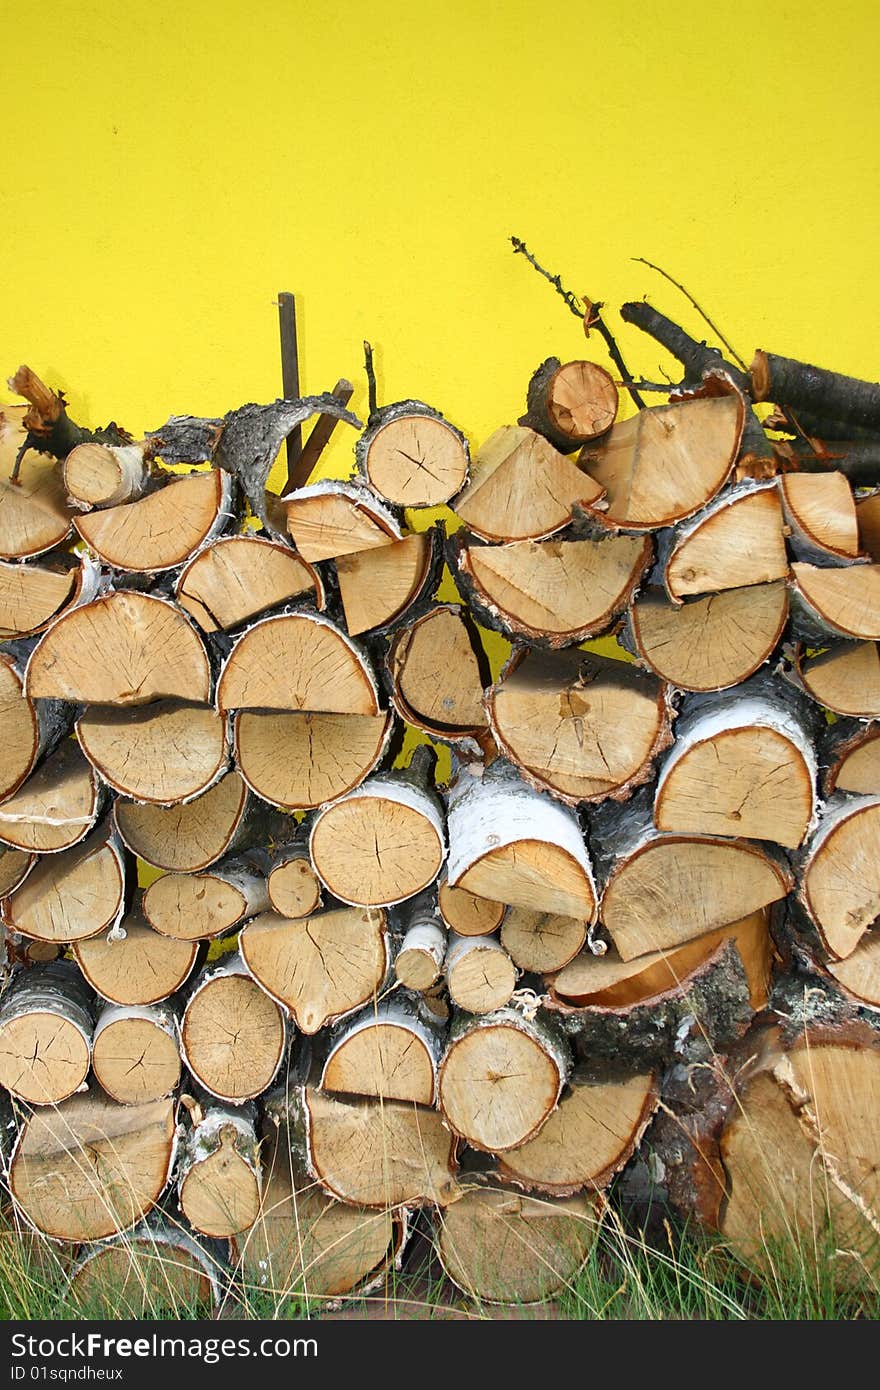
630;582;789;691
182;970;285;1102
74;920;199;1005
6;827;124;942
781;471;861;559
438;1019;566;1152
284;485;399;562
390;606;487;735
0;1010;91;1105
796;642;880;718
438;878;506;937
78;700;227;804
364;413;469;506
803;798;880;959
113;770;249;871
665;487;788;599
458;840;595;921
337;532;431;636
500;907;587;974
321;1021;437;1105
234;710;390;808
793;562;880;639
69;1234;215;1316
74;472;228;572
0;740;101;853
217;612;379;714
544;360;618;442
92;1013;181;1105
267;850;322;919
179;1123;261;1239
0;655;41;800
0;407;72;558
176;534;320;631
0;558;76;639
310;792;444;906
454;425;604;541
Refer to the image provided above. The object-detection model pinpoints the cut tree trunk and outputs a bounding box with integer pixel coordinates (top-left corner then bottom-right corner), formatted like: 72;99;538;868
395;908;448;991
452;425;605;542
0;552;99;640
181;952;287;1103
282;480;401;561
790;562;880;642
625;582;789;692
437;872;506;937
216;610;380;714
176;533;324;632
779;471;862;565
0;647;71;801
750;348;880;433
658;480;788;601
25;590;211;705
356;400;470;507
821;718;880;795
62;440;153;509
143;852;270;940
112;770;276;871
3;822;127;943
653;673;819;848
233;710;393;809
451;530;652;647
91;1001;181;1105
74;470;234;573
500;907;587;974
789;641;880;718
9;1089;177;1241
319;993;446;1105
797;793;880;959
524;357;618;454
336;529;438;637
267;843;323;919
446;761;597;921
0;740;105;853
487;646;674;805
0;960;95;1104
386;604;489;739
239;905;390;1034
0;847;35;897
77;699;229;804
177;1097;261;1239
73;912;200;1005
824;934;880;1011
577;395;743;531
0;406;74;559
444;932;517;1015
67;1218;221;1316
437;1003;572;1152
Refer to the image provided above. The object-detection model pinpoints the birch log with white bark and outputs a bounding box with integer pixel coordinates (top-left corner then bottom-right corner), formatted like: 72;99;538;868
91;1000;181;1104
180;952;287;1103
0;960;95;1104
319;992;446;1105
0;740;105;854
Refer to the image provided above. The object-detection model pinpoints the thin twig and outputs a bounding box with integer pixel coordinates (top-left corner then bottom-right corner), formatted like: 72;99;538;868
632;257;748;371
363;341;379;422
510;236;646;410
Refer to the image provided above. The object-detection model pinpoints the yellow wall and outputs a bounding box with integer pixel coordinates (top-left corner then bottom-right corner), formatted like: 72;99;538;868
3;0;879;478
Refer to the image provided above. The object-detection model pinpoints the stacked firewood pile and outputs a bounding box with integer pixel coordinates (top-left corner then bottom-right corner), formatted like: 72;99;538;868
2;291;880;1312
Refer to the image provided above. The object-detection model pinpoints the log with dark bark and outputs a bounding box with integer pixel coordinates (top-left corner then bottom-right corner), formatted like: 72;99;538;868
751;349;880;435
524;357;618;454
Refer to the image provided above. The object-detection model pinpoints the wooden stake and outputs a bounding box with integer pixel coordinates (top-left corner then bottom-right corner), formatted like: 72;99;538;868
278;291;303;489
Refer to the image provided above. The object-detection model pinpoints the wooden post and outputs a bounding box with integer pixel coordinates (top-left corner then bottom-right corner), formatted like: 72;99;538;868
277;290;302;489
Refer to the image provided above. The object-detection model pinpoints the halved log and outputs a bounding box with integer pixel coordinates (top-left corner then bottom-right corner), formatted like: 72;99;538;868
68;1219;220;1316
91;1001;181;1104
488;647;674;805
653;674;818;848
0;647;71;801
26;590;211;705
435;1184;600;1305
791;641;880;718
590;789;792;961
386;604;489;739
113;770;272;872
625;582;789;692
319;994;445;1105
177;1098;261;1239
798;794;880;960
62;440;153;509
659;481;788;601
283;480;400;562
267;843;323;919
78;699;228;804
496;1067;658;1196
577;395;743;531
500;907;587;974
143;852;270;940
267;1084;459;1208
0;552;98;640
0;740;104;853
239;906;390;1035
74;470;233;573
4;822;127;943
790;562;880;643
452;531;652;647
395;909;447;991
857;489;880;561
452;425;605;542
780;471;861;565
73;914;200;1005
0;847;34;897
357;401;469;507
0;960;95;1104
217;610;380;715
822;718;880;795
445;932;517;1015
176;534;323;632
0;406;73;559
181;952;287;1104
447;761;597;921
337;530;438;638
824;935;880;1012
525;357;618;454
437;873;506;937
9;1089;177;1241
233;710;392;808
438;1004;572;1152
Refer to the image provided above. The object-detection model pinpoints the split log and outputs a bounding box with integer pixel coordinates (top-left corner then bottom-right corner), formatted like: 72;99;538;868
524;358;618;454
267;843;323;919
589;788;792;960
751;348;880;434
857;489;880;561
438;1004;572;1152
779;471;862;565
266;1084;459;1208
143;852;270;940
395;909;448;991
0;960;95;1104
488;647;674;805
283;480;400;562
4;822;127;943
452;531;653;648
74;470;234;573
0;406;74;559
821;718;880;795
790;562;880;642
453;425;605;542
336;530;437;637
657;480;788;601
496;1067;658;1196
91;1001;181;1105
78;699;228;804
0;847;34;897
239;905;390;1034
356;400;469;507
500;907;587;974
26;590;211;705
9;1089;177;1241
176;533;323;632
653;673;819;847
444;933;517;1015
435;1184;600;1305
177;1097;261;1239
180;952;287;1103
309;756;446;907
233;710;393;809
789;641;880;718
437;873;506;937
217;610;380;714
73;913;200;1005
0;646;71;801
386;604;489;739
446;761;597;921
113;770;275;871
0;740;105;854
62;440;153;509
68;1219;221;1316
625;581;789;692
0;552;99;640
797;793;880;959
319;993;446;1105
824;935;880;1011
577;396;743;531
